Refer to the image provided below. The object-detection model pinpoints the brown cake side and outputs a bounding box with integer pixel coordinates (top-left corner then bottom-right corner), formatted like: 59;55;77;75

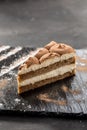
17;41;76;94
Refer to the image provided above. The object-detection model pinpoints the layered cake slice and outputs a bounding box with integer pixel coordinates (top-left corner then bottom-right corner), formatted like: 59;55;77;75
17;41;76;94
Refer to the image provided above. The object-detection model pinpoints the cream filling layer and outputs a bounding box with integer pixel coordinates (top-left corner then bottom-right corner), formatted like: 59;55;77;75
18;52;75;75
19;64;75;87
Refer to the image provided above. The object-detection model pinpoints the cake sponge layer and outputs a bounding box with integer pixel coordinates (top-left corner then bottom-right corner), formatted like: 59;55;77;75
18;52;75;75
18;56;75;81
18;69;75;94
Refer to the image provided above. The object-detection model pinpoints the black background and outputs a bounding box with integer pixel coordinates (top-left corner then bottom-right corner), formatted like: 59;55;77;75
0;0;87;130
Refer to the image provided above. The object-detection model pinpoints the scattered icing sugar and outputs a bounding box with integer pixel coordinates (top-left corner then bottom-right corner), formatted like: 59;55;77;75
14;98;21;103
27;105;32;109
0;103;4;109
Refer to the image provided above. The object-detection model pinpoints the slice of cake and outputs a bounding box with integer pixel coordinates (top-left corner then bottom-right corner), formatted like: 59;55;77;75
17;41;76;94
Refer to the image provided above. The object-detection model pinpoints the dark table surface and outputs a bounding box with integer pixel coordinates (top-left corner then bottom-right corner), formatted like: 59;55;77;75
0;0;87;130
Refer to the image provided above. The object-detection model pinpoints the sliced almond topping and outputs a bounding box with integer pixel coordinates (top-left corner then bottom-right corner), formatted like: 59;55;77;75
25;57;39;67
45;41;58;50
40;52;60;63
35;48;49;59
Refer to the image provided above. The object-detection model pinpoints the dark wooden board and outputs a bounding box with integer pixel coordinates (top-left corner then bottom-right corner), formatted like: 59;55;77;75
0;46;87;116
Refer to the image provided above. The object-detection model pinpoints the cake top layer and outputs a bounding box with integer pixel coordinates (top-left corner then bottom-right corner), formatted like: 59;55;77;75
19;41;75;70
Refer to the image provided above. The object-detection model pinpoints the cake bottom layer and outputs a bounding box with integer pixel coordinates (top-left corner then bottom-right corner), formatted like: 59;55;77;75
18;69;75;94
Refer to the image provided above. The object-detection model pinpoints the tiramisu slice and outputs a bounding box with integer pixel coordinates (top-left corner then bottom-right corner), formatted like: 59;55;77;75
17;41;76;94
